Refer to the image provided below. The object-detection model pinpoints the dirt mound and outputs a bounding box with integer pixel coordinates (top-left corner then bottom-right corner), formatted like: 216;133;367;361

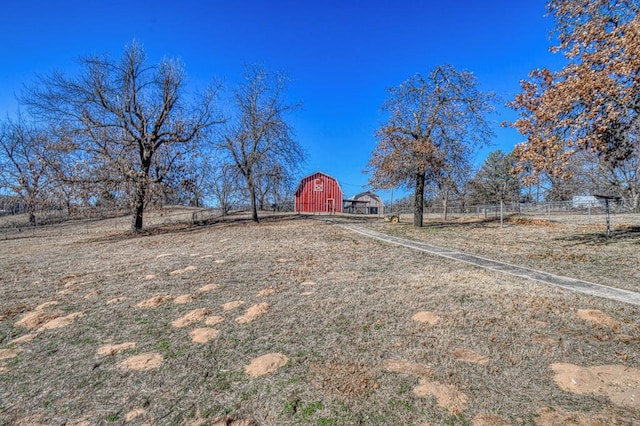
257;286;279;297
204;315;224;326
12;333;37;344
39;312;84;330
451;348;490;365
0;348;21;360
171;308;211;328
300;281;316;286
190;328;220;343
198;284;219;292
96;342;136;356
119;352;163;371
15;310;62;329
169;265;197;275
136;294;173;308
577;309;621;329
413;378;468;413
174;294;194;304
551;363;640;408
382;359;432;377
245;353;288;377
34;301;59;311
125;408;146;422
223;301;245;311
412;311;440;325
236;303;270;323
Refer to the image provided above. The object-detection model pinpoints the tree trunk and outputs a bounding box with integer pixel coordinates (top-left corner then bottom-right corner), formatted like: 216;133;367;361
442;192;449;221
413;172;425;227
131;181;147;232
249;182;259;222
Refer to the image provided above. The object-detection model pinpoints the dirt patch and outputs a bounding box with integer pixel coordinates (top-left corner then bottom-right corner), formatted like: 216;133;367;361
204;315;224;326
506;217;556;227
412;311;440;325
169;265;197;275
143;274;156;280
245;353;288;377
276;258;292;263
300;281;315;286
39;312;84;330
125;408;146;421
136;294;173;308
382;359;432;377
531;333;557;346
96;342;136;356
15;310;62;329
236;303;270;324
119;352;163;371
223;300;245;311
302;291;315;296
171;308;211;328
257;286;280;297
311;361;375;398
35;301;59;311
413;378;468;413
198;284;218;292
173;294;194;304
214;259;226;264
536;407;609;426
190;328;220;343
472;413;511;426
577;309;621;329
551;363;640;408
12;333;37;344
451;348;490;365
156;253;174;258
0;348;21;360
84;290;101;299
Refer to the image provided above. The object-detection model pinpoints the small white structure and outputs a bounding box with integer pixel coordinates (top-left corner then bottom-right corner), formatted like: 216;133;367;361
572;196;601;208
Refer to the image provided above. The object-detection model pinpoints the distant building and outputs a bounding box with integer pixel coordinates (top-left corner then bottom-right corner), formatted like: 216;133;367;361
294;171;343;213
572;195;601;208
344;191;384;215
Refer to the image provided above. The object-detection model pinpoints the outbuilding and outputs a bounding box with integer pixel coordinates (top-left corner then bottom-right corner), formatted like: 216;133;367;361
294;171;343;213
344;191;385;215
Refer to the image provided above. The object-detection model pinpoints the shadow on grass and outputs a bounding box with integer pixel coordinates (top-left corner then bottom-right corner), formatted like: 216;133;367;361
88;212;307;243
555;226;640;246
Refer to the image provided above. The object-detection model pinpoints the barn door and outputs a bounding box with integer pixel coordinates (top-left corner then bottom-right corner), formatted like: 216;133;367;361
327;198;334;213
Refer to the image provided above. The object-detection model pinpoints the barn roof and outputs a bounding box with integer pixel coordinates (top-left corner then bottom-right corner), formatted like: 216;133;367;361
351;191;383;203
295;171;343;194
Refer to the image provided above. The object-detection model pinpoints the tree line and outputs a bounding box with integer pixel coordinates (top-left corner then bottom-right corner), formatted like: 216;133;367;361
368;0;640;226
3;0;639;231
0;42;304;231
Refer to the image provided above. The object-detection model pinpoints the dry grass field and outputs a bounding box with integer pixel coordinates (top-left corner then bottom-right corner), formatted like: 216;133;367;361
1;211;640;425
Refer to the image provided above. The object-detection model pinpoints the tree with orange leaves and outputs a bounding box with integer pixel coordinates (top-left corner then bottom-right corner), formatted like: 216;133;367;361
508;0;640;210
367;64;495;227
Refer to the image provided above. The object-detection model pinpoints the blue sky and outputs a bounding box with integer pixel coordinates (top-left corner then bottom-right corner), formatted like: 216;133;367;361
0;1;566;201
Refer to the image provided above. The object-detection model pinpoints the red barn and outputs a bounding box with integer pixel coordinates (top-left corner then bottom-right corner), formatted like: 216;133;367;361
295;171;343;213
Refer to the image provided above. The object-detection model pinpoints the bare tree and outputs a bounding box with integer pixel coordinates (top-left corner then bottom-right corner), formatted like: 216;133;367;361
367;65;495;227
0;117;53;225
221;65;304;222
22;41;221;231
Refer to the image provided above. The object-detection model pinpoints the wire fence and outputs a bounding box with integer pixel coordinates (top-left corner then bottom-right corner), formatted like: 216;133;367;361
1;197;638;241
